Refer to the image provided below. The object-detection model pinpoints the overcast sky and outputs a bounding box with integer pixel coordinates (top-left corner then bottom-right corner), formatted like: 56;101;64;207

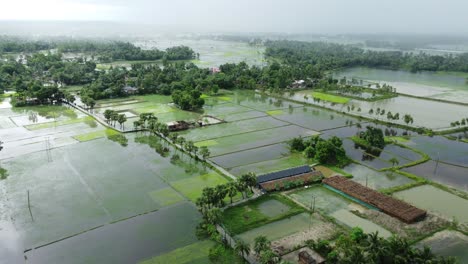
1;0;468;34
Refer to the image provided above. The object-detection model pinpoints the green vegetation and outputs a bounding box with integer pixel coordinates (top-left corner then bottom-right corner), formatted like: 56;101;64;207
289;136;349;167
0;167;8;180
73;128;119;142
221;194;304;234
312;92;350;104
306;227;457;263
171;173;229;202
265;40;468;73
356;126;386;149
140;240;214;264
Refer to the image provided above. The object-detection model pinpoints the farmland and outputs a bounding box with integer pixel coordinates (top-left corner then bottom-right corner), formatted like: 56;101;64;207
1;37;468;264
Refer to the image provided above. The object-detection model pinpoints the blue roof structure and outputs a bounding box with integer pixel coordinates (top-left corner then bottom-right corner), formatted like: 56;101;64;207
257;165;311;184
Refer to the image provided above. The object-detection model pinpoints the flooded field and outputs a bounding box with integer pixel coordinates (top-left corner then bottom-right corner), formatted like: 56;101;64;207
333;67;468;104
394;185;468;224
25;202;201;264
403;161;468;191
343;163;414;190
405;136;468;167
289;91;468;130
417;230;468;263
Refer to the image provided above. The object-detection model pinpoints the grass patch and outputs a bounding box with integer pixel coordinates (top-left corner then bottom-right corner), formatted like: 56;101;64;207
312;92;350;104
322;165;353;178
221;194;305;235
266;110;284;116
194;140;218;147
385;136;411;143
140;240;214;264
73;129;119;142
170;172;229;202
24;116;93;130
148;187;185;207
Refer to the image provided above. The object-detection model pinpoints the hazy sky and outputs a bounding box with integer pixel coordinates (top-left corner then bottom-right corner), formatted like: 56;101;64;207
1;0;468;34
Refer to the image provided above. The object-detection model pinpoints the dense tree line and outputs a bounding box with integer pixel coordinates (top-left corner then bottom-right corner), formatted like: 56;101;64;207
265;40;468;72
0;36;54;53
307;227;456;264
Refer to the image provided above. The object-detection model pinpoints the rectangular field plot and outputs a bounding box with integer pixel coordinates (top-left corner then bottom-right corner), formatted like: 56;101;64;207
170;173;230;202
236;213;317;245
222;195;303;234
402;161;468;191
272;107;358;131
289;186;354;214
221;110;267;122
416;230;468;264
2;134;214;249
181;116;288;142
229;153;313;177
236;93;304;111
203;125;319;157
343;163;413;190
394;185;468;224
408;136;468;167
202;102;251;117
210;143;290;168
331;209;392;238
26;203;201;264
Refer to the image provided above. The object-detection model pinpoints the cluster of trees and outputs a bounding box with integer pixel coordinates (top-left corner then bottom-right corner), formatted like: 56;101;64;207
450;117;468;127
290;136;348;166
307;227;456;264
357;126;386;149
368;108;415;125
195;174;257;262
103;110;127;129
172;89;205;110
55;41;195;62
265;40;468;72
253;236;279;264
0;36;54;53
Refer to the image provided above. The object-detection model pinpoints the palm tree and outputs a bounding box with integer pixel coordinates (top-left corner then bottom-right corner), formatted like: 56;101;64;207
254;235;270;255
259;249;279;264
117;114;127;130
234;239;250;259
226;182;238;204
103;109;113;123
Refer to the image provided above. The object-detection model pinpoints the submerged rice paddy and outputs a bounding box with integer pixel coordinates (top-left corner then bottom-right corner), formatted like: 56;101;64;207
2;43;468;263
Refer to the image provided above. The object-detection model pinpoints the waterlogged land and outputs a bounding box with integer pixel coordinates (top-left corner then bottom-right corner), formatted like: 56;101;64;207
2;43;468;263
334;67;468;104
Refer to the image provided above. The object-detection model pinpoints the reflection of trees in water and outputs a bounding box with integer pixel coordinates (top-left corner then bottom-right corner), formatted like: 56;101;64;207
354;143;382;161
28;112;38;123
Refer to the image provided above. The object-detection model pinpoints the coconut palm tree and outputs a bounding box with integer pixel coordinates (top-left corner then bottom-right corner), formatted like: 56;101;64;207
254;236;270;256
226;182;238;204
234;239;250;259
117;114;127;130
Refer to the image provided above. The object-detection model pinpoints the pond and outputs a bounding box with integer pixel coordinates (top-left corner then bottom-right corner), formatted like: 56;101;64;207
288;185;353;214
